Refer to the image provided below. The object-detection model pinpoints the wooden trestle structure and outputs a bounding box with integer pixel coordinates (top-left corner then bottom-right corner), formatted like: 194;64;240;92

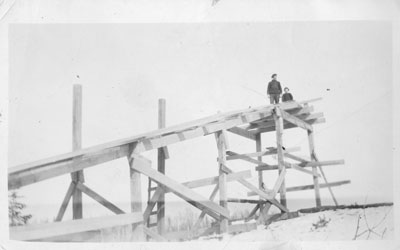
8;85;349;242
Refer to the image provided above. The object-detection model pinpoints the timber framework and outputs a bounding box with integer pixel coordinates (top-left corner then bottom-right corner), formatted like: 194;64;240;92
8;85;349;241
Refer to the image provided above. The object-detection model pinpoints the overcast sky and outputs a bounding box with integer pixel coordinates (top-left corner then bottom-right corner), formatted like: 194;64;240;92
8;22;392;220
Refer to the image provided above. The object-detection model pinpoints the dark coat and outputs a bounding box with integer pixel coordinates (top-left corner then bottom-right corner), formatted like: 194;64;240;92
267;80;282;95
282;93;293;102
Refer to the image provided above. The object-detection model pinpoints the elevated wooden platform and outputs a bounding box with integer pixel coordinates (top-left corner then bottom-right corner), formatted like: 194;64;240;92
8;88;349;242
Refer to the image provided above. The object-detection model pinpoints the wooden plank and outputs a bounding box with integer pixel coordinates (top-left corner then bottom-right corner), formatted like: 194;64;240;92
247;106;314;129
227;198;267;204
143;226;168;242
227;127;257;140
289;105;314;115
280;109;313;131
130;154;230;218
255;133;264;216
226;151;269;166
284;152;310;162
9;145;130;189
143;187;164;223
246;111;322;130
274;107;287;208
284;162;320;177
215;131;228;233
10;212;143;241
10;98;308;175
256;117;326;134
222;165;288;212
272;167;287;196
228;223;257;234
318;166;339;206
128;145;144;220
71;84;84;220
307;130;321;207
55;181;76;222
255;159;345;170
264;211;299;225
248;180;351;196
172;170;251;190
76;183;125;215
245;204;260;222
222;165;272;200
252;112;323;130
9;100;308;189
157;98;167;235
257;202;272;224
226;147;301;160
286;180;351;192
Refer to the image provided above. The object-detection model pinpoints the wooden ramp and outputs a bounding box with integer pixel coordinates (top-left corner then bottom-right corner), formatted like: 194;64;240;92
8;89;349;241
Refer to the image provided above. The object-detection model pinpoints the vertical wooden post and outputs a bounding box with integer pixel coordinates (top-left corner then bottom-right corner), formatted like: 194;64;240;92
157;99;166;235
128;143;145;240
255;133;264;217
307;130;321;207
273;107;287;209
71;84;84;220
215;131;228;233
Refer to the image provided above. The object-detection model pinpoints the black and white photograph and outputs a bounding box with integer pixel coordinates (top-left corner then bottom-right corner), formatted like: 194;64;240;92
1;1;399;250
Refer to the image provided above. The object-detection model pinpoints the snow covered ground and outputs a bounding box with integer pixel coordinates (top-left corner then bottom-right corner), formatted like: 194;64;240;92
196;206;394;241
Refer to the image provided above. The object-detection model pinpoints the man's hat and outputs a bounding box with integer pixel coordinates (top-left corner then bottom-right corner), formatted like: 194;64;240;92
271;73;277;78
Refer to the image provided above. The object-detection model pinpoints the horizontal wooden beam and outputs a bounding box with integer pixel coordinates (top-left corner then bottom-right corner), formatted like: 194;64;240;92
283;152;310;162
227;147;300;161
10;212;143;241
227;198;267;204
247;180;351;196
280;109;313;131
286;180;351;192
246;106;314;129
256;159;345;170
76;182;125;215
173;170;251;191
130;154;230;219
256;117;325;134
284;162;320;177
226;151;270;166
252;112;324;130
227;127;257;140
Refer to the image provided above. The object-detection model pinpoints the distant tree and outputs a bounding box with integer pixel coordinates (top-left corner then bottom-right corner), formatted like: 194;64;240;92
8;190;32;226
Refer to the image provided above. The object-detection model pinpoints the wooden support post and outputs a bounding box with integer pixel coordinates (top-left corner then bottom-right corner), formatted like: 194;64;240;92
307;129;321;207
273;107;287;209
215;131;229;233
255;133;265;220
71;84;84;220
127;143;145;240
157;98;166;235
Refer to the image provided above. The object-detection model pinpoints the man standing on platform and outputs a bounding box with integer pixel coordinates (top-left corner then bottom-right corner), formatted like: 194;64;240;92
267;73;282;104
